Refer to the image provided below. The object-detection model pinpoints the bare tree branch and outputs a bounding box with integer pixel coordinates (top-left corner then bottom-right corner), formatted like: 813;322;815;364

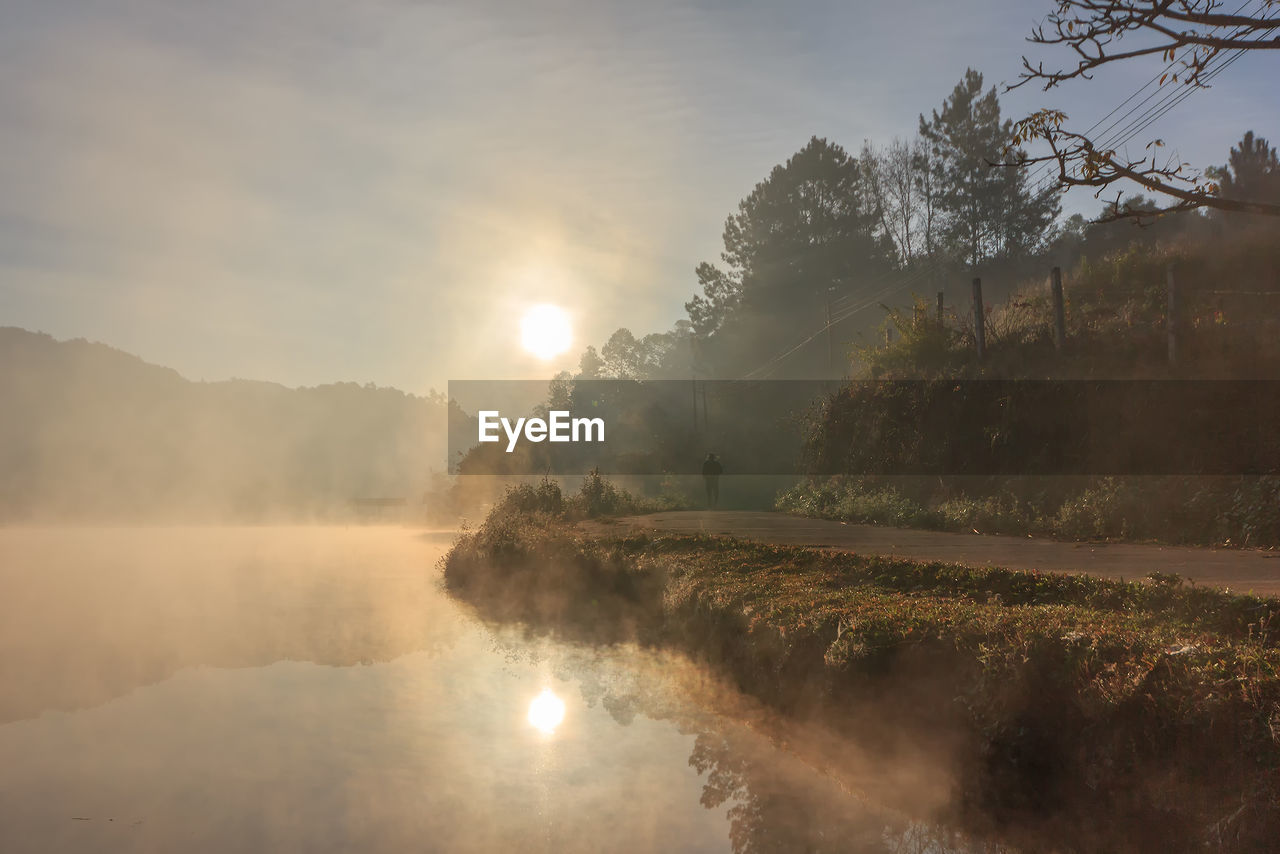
1007;111;1280;220
1008;1;1280;220
1010;0;1280;92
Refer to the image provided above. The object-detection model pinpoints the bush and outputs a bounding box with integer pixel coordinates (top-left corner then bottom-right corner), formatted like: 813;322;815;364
445;507;1280;849
937;493;1037;535
569;469;642;518
1226;477;1280;546
778;475;1280;547
474;472;673;532
1052;479;1124;540
494;479;565;517
776;478;943;528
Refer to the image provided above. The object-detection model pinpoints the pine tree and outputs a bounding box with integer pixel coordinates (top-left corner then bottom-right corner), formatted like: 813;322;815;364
686;137;894;375
919;69;1058;267
1208;131;1280;206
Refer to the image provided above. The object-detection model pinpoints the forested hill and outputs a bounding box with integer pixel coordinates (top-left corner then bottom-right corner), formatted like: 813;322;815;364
0;327;447;521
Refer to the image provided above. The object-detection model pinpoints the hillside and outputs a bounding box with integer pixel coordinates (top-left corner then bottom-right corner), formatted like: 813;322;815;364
0;328;448;521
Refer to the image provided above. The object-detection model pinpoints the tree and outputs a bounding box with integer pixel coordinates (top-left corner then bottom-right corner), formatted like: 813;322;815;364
919;70;1060;266
1011;0;1280;219
685;262;741;338
861;137;928;263
576;345;604;379
1046;194;1208;267
912;139;943;259
1207;131;1280;206
597;323;693;380
600;329;656;379
687;136;895;376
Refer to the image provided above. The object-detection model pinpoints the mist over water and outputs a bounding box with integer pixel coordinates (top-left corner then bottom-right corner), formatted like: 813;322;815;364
0;526;991;854
0;329;450;523
6;0;1275;845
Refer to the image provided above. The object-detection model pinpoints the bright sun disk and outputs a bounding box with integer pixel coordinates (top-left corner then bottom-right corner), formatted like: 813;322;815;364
527;688;566;734
520;304;573;361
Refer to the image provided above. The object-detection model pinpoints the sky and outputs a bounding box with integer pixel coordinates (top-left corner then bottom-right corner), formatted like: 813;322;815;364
1;0;1276;394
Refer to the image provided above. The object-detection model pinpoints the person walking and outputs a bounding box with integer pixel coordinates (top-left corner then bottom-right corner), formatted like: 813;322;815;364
701;453;723;508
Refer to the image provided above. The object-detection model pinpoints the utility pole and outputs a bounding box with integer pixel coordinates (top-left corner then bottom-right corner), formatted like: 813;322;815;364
691;378;699;436
972;277;985;361
825;287;835;376
1050;266;1067;350
701;382;709;436
690;334;700;436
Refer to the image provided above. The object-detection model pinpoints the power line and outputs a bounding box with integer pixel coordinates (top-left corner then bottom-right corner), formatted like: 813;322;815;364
1024;0;1266;196
740;2;1272;380
741;262;940;379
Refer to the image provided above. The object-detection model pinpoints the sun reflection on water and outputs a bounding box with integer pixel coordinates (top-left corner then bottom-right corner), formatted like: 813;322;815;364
527;688;566;735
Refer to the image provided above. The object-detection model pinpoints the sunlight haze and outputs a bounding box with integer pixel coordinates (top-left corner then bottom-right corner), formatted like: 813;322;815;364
5;1;1280;850
3;0;1275;392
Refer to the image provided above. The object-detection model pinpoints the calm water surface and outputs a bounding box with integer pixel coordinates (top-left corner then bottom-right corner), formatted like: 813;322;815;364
0;526;990;853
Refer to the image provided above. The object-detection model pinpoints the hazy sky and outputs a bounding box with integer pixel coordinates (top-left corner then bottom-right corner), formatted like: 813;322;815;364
2;0;1276;393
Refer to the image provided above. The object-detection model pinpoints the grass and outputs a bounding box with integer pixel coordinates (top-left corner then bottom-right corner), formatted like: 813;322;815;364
796;232;1280;552
776;475;1280;547
444;481;1280;850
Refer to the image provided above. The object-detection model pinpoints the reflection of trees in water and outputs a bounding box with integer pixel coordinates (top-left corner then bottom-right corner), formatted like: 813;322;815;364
689;730;888;854
889;822;1016;854
532;642;1008;854
484;628;1019;854
0;532;464;723
686;731;1013;854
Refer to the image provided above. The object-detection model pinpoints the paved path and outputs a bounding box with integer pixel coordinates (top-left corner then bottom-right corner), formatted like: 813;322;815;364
602;511;1280;596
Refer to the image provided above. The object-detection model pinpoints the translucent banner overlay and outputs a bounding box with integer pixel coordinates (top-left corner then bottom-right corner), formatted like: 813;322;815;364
446;380;1280;476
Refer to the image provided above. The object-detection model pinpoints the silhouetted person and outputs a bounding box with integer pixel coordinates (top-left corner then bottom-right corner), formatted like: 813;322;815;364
701;453;723;508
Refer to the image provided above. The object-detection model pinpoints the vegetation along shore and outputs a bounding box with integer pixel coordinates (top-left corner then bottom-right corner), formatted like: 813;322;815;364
445;476;1280;852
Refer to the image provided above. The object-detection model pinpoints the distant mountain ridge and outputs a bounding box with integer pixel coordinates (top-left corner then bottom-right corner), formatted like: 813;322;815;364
0;327;447;520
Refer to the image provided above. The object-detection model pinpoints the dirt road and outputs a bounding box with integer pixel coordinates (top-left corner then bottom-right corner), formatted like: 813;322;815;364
603;511;1280;596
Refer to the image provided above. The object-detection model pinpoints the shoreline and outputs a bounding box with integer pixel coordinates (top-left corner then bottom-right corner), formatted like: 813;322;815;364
444;492;1280;852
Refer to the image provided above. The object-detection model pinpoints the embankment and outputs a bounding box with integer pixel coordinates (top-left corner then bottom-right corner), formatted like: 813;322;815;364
443;488;1280;852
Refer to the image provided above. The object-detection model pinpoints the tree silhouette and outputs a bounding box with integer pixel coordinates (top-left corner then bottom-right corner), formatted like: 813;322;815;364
919;70;1059;266
688;136;895;377
1207;130;1280;205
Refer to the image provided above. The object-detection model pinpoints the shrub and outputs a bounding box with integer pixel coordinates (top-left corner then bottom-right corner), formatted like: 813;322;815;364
776;478;943;528
569;468;641;518
1226;477;1280;546
779;475;1280;547
495;479;565;517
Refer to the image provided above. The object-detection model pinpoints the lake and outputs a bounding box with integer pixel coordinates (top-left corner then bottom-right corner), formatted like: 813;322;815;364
0;526;996;853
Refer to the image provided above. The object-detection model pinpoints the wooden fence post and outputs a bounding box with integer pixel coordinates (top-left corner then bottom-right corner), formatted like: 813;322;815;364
972;277;985;361
1050;266;1066;350
692;378;700;435
936;291;945;328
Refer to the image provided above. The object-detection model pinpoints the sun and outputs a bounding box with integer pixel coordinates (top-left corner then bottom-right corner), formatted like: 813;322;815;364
520;304;573;361
527;688;566;734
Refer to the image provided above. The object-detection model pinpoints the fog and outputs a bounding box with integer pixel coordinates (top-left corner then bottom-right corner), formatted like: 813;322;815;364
0;329;450;522
3;0;1279;850
0;526;988;854
0;527;460;721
